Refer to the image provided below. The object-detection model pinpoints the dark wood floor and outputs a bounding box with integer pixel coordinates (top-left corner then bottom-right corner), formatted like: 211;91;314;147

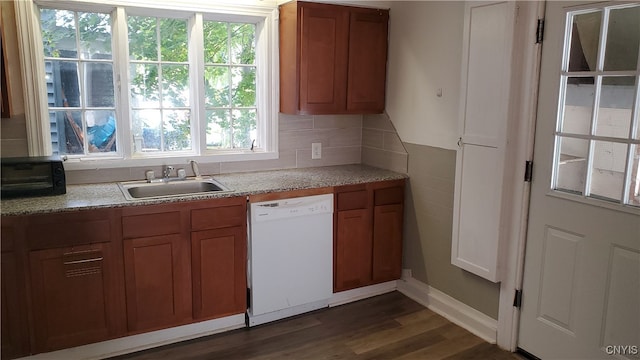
111;291;519;360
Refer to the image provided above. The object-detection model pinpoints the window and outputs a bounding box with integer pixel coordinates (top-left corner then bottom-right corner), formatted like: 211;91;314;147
553;4;640;207
128;16;192;153
203;21;257;150
34;0;277;166
41;9;117;155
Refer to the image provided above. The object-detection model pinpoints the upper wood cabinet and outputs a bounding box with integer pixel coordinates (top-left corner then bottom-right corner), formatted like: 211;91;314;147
279;1;389;115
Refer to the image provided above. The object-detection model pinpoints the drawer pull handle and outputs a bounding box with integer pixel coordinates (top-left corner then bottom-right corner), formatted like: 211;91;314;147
63;257;103;265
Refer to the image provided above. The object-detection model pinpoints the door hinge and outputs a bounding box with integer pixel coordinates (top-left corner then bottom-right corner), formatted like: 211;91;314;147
536;19;545;44
246;288;251;308
514;289;523;308
524;160;533;182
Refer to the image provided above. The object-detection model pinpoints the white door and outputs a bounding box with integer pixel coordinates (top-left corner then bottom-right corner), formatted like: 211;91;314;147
519;2;640;359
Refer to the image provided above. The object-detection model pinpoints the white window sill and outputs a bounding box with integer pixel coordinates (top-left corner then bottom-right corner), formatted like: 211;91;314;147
61;151;279;171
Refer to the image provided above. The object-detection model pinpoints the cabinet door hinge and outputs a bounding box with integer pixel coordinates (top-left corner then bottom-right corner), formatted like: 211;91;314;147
536;19;545;44
513;289;523;308
524;161;533;182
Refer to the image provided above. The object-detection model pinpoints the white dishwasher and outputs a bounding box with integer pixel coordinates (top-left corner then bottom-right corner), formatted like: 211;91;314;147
247;193;333;327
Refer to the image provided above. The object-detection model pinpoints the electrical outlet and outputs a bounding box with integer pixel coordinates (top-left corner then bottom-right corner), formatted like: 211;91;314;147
312;142;322;159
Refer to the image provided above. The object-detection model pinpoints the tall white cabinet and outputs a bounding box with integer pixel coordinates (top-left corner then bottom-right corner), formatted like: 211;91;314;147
451;1;517;282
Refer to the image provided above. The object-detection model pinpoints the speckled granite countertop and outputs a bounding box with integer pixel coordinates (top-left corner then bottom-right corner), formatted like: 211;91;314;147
1;164;406;216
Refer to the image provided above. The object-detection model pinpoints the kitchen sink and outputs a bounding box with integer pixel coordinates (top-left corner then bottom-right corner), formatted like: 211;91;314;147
118;178;232;200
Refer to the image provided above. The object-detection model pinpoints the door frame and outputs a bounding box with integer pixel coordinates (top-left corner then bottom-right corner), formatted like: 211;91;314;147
495;0;546;351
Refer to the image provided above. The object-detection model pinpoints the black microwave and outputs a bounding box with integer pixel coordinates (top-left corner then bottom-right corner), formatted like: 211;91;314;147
1;156;66;199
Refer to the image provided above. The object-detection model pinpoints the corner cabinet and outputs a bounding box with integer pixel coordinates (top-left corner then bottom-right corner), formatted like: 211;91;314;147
279;1;389;115
334;179;405;292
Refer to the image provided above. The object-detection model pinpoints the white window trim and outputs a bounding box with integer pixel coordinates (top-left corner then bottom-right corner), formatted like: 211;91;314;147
23;0;280;170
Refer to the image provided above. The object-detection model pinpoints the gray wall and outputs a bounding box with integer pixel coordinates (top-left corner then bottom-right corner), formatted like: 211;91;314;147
402;143;500;319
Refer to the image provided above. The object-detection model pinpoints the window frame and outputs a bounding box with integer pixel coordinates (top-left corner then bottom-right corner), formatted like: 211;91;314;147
25;0;279;170
551;3;640;208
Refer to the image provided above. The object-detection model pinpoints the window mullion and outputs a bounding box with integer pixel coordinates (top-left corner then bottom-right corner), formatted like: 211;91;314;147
582;9;610;199
113;6;132;158
74;11;89;155
227;24;234;148
156;18;165;152
190;14;205;155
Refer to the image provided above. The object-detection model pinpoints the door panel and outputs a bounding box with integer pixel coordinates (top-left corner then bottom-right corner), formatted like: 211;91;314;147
518;2;640;358
372;203;403;282
192;226;246;320
334;208;372;291
299;4;349;113
123;234;191;332
347;8;388;112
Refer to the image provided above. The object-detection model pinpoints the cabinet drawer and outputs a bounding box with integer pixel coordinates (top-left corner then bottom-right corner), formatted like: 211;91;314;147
374;187;404;206
191;205;245;231
27;211;113;250
122;211;181;239
337;190;368;211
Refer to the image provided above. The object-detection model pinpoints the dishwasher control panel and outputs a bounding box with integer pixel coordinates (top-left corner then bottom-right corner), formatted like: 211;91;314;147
251;194;333;222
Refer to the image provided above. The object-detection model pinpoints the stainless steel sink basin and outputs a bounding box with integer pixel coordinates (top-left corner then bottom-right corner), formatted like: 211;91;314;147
118;178;232;200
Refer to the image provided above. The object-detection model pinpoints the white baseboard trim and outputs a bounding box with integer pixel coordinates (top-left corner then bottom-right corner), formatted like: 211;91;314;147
329;280;397;307
18;314;246;360
397;274;498;344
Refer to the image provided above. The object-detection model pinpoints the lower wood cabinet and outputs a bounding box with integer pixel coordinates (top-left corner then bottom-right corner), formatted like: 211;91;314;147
191;198;247;320
121;197;247;333
26;209;126;354
334;179;405;292
29;243;125;352
335;198;373;290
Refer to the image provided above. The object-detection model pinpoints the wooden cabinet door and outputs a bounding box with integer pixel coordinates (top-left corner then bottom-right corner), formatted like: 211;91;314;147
29;243;124;353
334;208;372;292
191;226;246;320
372;203;403;282
298;2;349;114
123;234;191;332
1;217;29;360
1;252;29;359
347;8;388;113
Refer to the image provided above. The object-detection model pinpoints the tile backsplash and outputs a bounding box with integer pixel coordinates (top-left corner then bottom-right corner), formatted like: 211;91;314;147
361;113;408;174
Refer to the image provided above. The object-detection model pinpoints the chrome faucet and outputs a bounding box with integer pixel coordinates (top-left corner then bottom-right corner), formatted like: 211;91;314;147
163;165;175;179
190;160;202;179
